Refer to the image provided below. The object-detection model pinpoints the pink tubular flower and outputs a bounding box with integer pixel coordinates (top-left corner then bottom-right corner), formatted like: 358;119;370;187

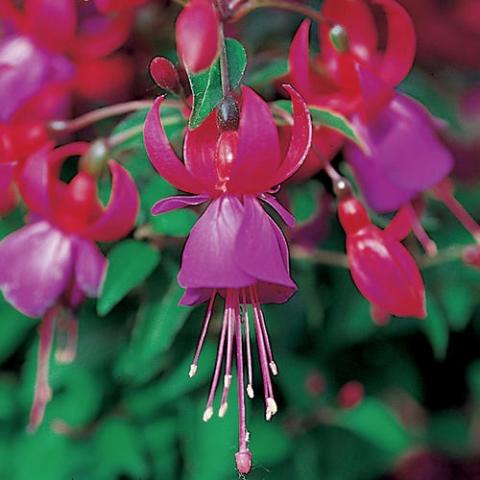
0;142;139;431
144;85;312;474
338;193;426;319
175;0;220;73
288;0;454;212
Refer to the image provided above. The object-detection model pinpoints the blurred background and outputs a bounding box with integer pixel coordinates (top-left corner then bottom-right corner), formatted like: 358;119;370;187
2;0;480;479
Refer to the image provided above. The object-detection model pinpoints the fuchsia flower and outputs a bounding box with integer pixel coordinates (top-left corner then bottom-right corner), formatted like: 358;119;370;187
0;142;139;430
175;0;220;73
144;85;312;474
288;0;454;212
0;0;136;113
338;192;426;319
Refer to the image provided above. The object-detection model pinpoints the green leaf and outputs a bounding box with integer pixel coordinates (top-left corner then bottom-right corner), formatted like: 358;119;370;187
116;276;191;383
125;342;216;417
181;396;237;480
92;419;148;479
111;104;185;151
0;297;33;364
246;58;289;87
97;240;160;316
422;295;449;360
142;176;198;236
289;180;323;224
188;38;247;129
272;100;367;150
337;397;411;458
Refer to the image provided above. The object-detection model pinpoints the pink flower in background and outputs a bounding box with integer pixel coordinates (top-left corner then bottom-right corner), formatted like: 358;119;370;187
0;0;136;118
0;142;139;431
288;0;454;212
338;193;426;320
144;85;312;473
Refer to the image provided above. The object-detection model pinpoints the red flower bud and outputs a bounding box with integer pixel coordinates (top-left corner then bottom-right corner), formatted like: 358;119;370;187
175;0;220;73
339;196;426;319
338;381;364;409
150;57;180;91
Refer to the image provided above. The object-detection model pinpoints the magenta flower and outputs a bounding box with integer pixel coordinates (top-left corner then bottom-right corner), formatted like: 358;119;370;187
338;193;426;320
175;0;220;73
288;0;454;212
0;142;139;430
144;85;312;473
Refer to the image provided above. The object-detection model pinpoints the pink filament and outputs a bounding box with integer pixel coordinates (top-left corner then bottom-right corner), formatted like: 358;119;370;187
190;290;216;375
55;311;78;364
28;306;58;432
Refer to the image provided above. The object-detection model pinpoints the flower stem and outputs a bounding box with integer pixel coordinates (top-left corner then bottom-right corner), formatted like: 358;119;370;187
48;100;154;134
218;25;231;97
232;0;326;24
28;306;58;432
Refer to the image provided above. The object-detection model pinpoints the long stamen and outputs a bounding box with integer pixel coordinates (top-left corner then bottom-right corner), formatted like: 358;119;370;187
203;293;229;422
434;180;480;241
190;290;216;378
242;289;254;399
55;311;78;364
253;289;278;376
235;293;252;475
28;306;58;432
250;287;277;421
219;292;236;417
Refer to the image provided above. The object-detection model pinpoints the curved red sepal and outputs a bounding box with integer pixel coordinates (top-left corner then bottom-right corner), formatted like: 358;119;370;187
81;160;139;242
144;96;203;194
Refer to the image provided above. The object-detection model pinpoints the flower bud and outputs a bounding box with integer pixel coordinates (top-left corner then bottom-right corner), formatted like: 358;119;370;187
216;95;240;131
337;196;370;234
150;57;180;92
329;25;350;54
338;381;364;409
176;0;220;73
79;139;110;177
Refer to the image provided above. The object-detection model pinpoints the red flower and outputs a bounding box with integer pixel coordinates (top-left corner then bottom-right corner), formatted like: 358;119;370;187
338;194;426;319
175;0;220;73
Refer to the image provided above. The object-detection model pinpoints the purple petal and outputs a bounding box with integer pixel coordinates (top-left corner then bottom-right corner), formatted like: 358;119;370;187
177;196;255;289
235;196;296;291
73;238;107;298
260;193;295;228
18;143;54;219
151;194;210;216
0;35;73;121
0;222;73;317
179;287;213;306
345;93;453;212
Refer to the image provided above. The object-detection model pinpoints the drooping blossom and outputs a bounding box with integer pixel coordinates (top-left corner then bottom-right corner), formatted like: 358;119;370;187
0;142;139;431
288;0;454;213
1;0;136;112
144;85;312;473
175;0;220;73
0;0;138;214
337;189;426;320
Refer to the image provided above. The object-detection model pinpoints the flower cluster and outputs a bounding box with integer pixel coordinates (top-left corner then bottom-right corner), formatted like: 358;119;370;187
1;0;480;476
